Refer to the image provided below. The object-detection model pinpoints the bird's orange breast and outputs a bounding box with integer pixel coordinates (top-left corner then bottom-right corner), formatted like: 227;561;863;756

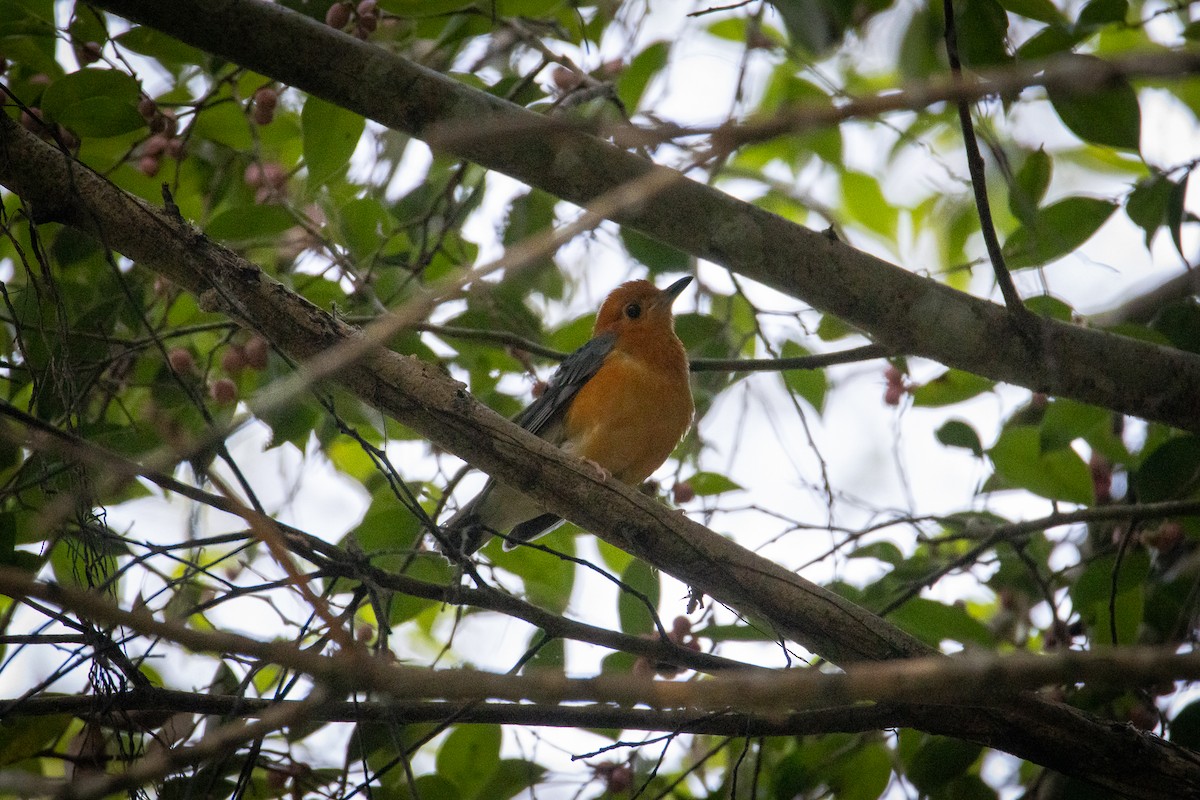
562;349;693;484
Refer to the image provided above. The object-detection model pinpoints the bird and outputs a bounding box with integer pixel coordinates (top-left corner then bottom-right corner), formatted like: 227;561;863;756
441;275;695;556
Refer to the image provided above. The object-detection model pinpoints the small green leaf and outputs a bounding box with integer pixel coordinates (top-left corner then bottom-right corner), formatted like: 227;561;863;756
1126;173;1172;246
1003;196;1118;269
615;41;669;111
829;743;892;800
1076;0;1127;28
617;560;661;636
842;171;898;239
1046;56;1141;150
116;26;206;67
936;419;983;456
206;204;296;242
473;760;547;800
988;425;1094;504
685;471;743;496
1167;172;1190;258
906;736;983;791
781;341;827;411
41;68;144;136
437;725;501;796
816;314;855;341
956;0;1011;68
302;96;365;187
996;0;1063;23
1016;23;1079;59
619;226;689;273
1009;148;1052;224
890;598;995;647
847;541;906;565
1134;436;1200;502
1170;701;1200;749
911;370;994;407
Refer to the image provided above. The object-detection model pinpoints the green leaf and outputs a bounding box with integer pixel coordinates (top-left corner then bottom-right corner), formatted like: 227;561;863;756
617;559;661;636
906;736;983;791
780;341;827;412
1016;24;1079;60
620;226;689;273
1170;701;1200;749
473;759;547;800
1046;57;1141;150
1009;148;1052;224
0;714;72;765
910;370;994;407
437;725;501;797
829;742;892;800
1076;0;1127;28
842;171;898;239
488;528;576;613
1167;172;1190;258
996;0;1063;23
302;96;365;187
206;204;296;242
1003;196;1118;269
890;598;995;647
1134;436;1200;502
115;26;207;67
41;69;144;136
956;0;1011;69
685;471;743;496
848;541;906;566
615;41;669;111
1070;551;1149;645
988;425;1094;504
936;419;983;456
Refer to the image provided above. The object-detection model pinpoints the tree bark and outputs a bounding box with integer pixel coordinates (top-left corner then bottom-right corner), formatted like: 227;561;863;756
3;115;1200;797
83;0;1200;434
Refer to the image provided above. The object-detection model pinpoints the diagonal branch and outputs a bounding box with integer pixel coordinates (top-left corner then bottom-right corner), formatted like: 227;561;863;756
2;115;1200;797
84;0;1200;432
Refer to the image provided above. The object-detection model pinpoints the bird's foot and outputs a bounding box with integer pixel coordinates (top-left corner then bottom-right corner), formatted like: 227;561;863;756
581;458;611;483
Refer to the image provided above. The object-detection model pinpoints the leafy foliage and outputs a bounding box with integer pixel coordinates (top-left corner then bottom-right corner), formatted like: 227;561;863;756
0;0;1198;797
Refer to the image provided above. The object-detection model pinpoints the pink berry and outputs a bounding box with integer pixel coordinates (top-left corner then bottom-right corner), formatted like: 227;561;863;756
210;378;237;405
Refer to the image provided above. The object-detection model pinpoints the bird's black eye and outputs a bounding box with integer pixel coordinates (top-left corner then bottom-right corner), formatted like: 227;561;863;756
624;302;642;319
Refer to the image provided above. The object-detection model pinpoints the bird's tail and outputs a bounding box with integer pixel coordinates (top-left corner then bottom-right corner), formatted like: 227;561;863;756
438;501;490;557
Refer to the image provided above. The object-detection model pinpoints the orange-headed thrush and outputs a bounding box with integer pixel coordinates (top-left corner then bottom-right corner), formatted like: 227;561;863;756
442;276;694;555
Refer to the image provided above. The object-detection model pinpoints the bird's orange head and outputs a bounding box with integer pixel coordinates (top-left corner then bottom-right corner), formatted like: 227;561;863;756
593;276;692;340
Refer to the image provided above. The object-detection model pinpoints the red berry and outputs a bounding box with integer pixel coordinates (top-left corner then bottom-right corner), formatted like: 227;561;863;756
355;13;377;35
79;41;103;64
137;155;160;176
19;107;44;132
884;383;904;406
143;134;169;157
221;346;247;375
356;0;377;14
552;66;579;91
210;378;237;405
252;88;278;125
244;162;264;187
671;616;691;638
165;137;186;159
244;336;269;370
138;97;157;120
606;764;632;794
884;365;903;385
672;482;695;504
167;348;195;374
326;2;352;28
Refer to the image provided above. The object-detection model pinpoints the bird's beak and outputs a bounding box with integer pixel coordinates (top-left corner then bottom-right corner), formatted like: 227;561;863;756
658;276;693;308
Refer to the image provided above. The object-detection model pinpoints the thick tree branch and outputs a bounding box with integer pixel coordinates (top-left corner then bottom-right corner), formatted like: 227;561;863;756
84;0;1200;432
2;117;1199;797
